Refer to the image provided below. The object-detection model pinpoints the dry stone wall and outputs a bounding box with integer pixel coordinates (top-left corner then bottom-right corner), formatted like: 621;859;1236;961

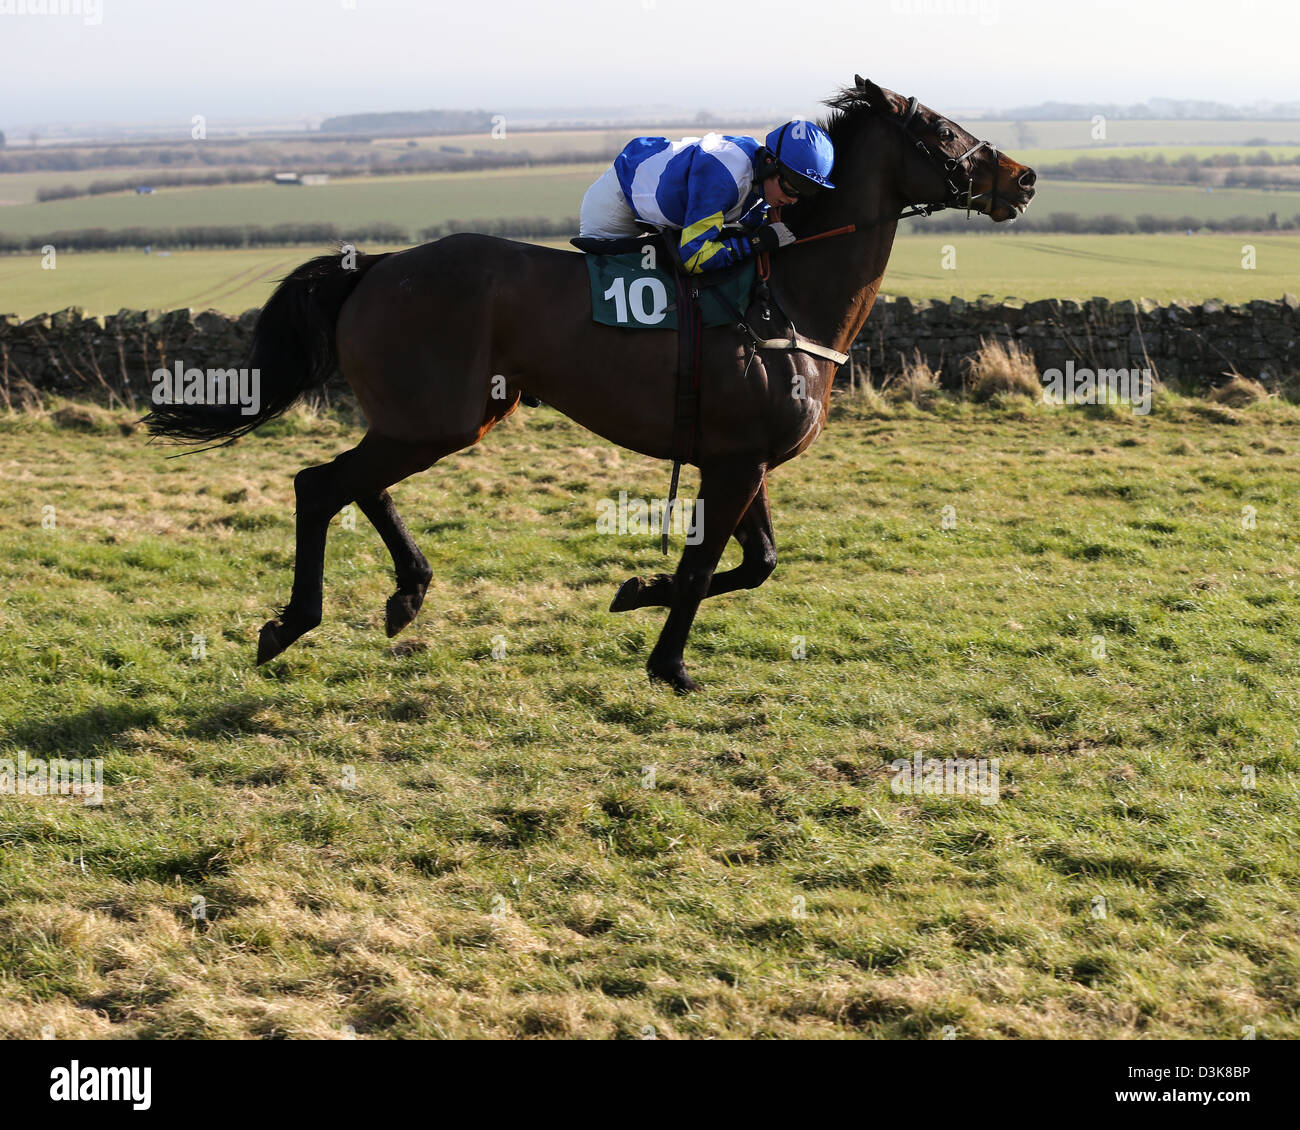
2;296;1297;404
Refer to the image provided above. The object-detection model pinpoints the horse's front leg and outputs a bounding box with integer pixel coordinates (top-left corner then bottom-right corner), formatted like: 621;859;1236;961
645;458;767;692
610;478;776;611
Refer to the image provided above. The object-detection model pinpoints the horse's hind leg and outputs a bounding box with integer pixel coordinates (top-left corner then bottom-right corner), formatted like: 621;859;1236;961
611;478;775;611
256;432;442;664
357;490;433;637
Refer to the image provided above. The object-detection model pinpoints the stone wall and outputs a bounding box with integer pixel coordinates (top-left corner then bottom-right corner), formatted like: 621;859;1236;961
853;294;1299;389
2;296;1297;405
0;307;259;407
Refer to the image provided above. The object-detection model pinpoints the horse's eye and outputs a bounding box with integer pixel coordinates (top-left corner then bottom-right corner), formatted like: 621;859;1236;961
937;126;954;141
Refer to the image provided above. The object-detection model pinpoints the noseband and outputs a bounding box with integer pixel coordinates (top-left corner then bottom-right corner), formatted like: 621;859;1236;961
895;95;1000;220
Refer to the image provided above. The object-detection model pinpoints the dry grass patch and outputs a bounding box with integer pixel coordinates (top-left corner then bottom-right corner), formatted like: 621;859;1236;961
963;337;1041;402
884;350;942;407
1209;375;1269;407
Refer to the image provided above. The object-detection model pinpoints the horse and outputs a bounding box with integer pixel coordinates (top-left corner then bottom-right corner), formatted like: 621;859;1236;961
145;75;1037;692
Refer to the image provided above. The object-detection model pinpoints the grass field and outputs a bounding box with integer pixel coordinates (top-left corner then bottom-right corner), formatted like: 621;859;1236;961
976;120;1300;150
0;164;604;240
1015;146;1300;168
363;127;1300;165
3;161;1299;244
880;232;1300;304
999;179;1300;222
1015;145;1300;166
0;168;197;207
0;391;1298;1038
2;233;1295;319
3;140;1296;214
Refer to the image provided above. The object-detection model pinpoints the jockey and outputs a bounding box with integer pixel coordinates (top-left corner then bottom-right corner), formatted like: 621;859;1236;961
579;120;836;274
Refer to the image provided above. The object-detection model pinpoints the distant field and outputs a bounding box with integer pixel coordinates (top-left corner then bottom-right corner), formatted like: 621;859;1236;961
4;143;1298;214
0;168;197;207
367;125;765;157
880;232;1299;304
3;233;1295;319
1018;180;1300;222
1015;145;1300;166
0;245;329;318
0;165;605;240
3;163;1299;247
976;120;1300;150
357;121;1300;155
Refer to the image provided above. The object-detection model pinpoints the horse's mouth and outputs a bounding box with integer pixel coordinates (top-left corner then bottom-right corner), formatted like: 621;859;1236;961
990;191;1035;222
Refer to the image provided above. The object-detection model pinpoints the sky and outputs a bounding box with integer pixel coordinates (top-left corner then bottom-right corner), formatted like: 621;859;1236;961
0;0;1296;132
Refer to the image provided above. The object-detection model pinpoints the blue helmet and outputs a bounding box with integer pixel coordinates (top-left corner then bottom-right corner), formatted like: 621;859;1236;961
765;120;836;190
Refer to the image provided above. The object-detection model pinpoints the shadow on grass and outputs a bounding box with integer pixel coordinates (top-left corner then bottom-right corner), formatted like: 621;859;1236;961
6;701;163;756
5;694;292;756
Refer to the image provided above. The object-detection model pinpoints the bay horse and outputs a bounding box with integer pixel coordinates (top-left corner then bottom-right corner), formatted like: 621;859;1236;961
146;75;1037;692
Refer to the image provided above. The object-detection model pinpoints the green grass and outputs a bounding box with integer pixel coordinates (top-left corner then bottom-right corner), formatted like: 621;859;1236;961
0;167;192;207
0;244;366;319
1006;179;1300;221
0;392;1298;1038
880;232;1300;303
0;164;605;240
1016;145;1300;167
2;232;1296;319
980;120;1300;149
3;157;1298;245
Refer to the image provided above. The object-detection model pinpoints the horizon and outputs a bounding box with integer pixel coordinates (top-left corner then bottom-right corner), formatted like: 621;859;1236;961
1;0;1296;136
8;93;1300;148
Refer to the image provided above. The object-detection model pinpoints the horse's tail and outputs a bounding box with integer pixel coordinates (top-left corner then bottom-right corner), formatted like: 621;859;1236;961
144;250;390;445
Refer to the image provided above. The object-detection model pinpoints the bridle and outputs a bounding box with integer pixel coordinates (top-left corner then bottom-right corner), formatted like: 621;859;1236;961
893;95;1001;221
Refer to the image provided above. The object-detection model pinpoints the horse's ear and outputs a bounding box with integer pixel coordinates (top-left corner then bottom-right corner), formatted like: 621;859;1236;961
854;75;886;108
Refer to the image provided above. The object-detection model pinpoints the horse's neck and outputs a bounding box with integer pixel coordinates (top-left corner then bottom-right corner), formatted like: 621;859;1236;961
777;139;904;355
816;224;899;355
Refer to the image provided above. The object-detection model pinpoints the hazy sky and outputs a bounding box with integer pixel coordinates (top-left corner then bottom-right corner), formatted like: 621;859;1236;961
1;0;1296;131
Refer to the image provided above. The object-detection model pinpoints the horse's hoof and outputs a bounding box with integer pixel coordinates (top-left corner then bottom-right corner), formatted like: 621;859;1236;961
609;577;644;613
256;621;287;665
647;660;699;694
385;589;424;638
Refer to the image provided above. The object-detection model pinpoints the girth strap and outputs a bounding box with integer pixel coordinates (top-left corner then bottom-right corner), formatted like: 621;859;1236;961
664;266;703;553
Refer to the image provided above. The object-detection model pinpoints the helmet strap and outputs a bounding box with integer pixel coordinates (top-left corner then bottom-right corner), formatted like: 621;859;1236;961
754;145;780;183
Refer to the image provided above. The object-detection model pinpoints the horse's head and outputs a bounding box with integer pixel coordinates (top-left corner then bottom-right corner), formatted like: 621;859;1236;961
822;75;1036;224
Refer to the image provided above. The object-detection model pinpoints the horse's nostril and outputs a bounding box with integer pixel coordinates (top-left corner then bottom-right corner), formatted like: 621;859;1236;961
1019;168;1037;189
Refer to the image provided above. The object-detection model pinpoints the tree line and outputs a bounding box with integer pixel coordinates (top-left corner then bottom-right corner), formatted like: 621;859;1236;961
1039;151;1300;189
0;216;580;253
4;208;1293;254
4;143;618;178
0;222;409;253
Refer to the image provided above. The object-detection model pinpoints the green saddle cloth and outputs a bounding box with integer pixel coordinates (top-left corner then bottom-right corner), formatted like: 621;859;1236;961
587;252;756;331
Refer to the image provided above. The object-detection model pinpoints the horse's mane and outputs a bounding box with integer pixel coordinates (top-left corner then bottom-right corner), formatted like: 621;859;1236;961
818;84;881;155
782;84;882;229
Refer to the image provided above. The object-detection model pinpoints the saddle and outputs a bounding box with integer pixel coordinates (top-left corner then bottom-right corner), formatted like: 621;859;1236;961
570;230;753;292
569;227;847;550
571;231;719;548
